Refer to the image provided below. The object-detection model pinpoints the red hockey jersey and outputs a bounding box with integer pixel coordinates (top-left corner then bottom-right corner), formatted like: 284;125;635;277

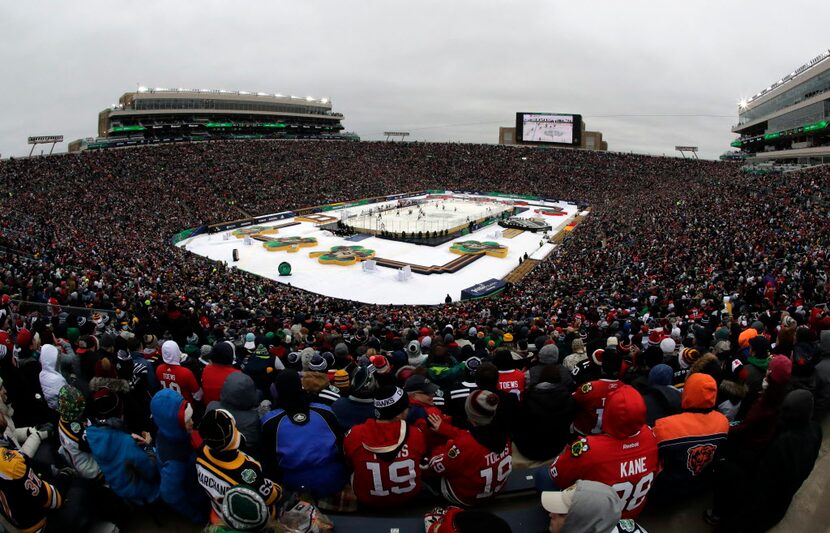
550;386;660;519
344;420;428;508
156;363;202;405
572;378;622;435
497;369;526;400
427;422;512;507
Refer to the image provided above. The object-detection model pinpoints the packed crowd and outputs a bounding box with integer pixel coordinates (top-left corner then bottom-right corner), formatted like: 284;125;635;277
0;140;828;532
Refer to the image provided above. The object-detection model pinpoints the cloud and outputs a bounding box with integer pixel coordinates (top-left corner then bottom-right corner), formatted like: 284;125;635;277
1;0;828;159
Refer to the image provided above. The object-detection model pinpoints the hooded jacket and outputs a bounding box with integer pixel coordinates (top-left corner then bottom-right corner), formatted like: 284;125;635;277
150;389;208;523
206;372;261;453
728;390;823;532
38;344;67;410
653;374;729;498
549;386;659;519
86;418;160;505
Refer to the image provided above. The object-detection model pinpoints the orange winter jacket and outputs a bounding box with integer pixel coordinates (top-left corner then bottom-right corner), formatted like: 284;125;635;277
653;374;729;493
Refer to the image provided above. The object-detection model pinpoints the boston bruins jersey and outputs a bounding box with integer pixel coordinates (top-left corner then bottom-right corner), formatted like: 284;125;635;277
0;447;62;533
195;445;281;520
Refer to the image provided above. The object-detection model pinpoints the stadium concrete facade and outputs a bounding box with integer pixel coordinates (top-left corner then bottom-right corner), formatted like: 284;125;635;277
732;50;830;165
69;87;350;151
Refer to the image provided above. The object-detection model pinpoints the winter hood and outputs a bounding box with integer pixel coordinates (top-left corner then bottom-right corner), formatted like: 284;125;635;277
361;420;409;456
602;385;646;439
39;344;59;372
150;388;189;442
681;373;718;410
161;340;182;365
781;389;814;428
220;371;258;410
39;344;67;409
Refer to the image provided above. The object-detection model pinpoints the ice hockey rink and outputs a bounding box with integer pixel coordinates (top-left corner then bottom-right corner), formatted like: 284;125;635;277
179;192;583;305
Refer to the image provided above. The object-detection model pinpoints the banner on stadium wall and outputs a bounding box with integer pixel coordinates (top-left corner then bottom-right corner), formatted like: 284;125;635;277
485;192;540;201
461;278;507;300
204;191;427;233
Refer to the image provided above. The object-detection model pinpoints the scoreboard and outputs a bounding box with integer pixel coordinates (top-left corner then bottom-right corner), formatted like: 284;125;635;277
516;113;582;146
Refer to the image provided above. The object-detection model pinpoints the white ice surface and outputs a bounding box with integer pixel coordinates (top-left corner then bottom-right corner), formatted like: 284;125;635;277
179;193;580;305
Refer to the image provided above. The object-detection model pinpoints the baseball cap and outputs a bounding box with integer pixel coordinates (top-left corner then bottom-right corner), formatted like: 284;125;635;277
541;483;577;514
403;374;439;395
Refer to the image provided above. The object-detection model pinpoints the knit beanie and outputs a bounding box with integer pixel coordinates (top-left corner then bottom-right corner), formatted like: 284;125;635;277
333;369;350;391
221;485;269;531
308;353;328;372
680;348;701;368
659;338;676;356
465;390;499;426
199;408;240;451
57;385;86;421
371;355;391;375
464;356;482;374
767;355;792;385
374;386;409;420
334;342;349;358
538;344;559;365
648;364;674;387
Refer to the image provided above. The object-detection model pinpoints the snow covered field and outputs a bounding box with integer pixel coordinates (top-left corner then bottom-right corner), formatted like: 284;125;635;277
178;192;580;305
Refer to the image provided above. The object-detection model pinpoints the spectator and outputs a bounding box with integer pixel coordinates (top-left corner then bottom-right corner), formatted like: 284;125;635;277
708;390;823;530
542;480;648;533
56;385;100;480
344;385;427;508
150;388;209;523
331;366;377;431
572;348;623;436
513;364;575;464
652;373;729;501
640;364;681;426
38;344;66;412
202;342;240;405
260;369;346;498
0;442;64;533
85;387;161;505
426;390;512;506
157;340;203;406
196;409;281;524
541;385;659;519
206;372;263;455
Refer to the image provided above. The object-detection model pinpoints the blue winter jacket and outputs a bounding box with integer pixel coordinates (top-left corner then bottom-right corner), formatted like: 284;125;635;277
261;402;347;498
86;419;160;505
150;389;209;523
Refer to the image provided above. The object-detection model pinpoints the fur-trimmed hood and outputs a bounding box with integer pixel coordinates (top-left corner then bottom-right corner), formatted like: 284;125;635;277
719;378;748;403
89;376;131;394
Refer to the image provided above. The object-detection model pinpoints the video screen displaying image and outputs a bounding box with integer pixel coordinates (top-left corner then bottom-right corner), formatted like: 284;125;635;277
517;113;581;145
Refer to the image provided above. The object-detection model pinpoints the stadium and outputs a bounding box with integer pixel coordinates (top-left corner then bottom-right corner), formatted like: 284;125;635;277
1;14;830;532
69;87;353;151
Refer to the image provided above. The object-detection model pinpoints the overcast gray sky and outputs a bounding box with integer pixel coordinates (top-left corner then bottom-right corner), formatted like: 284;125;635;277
1;0;828;159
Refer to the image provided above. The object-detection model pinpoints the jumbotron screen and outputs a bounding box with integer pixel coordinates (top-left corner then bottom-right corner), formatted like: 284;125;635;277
516;112;582;145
